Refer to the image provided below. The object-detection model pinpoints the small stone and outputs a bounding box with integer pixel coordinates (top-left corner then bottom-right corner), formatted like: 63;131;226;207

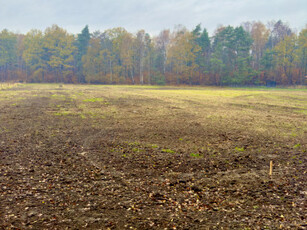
28;210;37;217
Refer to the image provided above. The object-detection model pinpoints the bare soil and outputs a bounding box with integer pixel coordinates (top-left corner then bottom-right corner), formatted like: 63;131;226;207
0;84;306;229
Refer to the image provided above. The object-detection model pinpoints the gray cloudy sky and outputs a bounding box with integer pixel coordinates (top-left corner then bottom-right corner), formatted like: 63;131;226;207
0;0;306;36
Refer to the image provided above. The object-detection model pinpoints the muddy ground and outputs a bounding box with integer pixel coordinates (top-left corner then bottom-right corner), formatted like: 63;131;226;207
0;84;306;229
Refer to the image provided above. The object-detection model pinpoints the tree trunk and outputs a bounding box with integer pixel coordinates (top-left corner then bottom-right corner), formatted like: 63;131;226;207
109;60;112;84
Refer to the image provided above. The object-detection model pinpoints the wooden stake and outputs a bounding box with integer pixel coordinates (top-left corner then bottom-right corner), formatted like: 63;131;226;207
269;160;273;176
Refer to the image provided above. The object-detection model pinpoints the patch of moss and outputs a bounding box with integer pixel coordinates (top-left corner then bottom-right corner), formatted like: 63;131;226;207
54;111;71;116
293;143;301;148
83;98;104;102
190;153;203;158
162;149;175;154
235;147;245;152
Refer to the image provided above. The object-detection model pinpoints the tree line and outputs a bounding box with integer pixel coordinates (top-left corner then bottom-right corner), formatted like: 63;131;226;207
0;20;306;86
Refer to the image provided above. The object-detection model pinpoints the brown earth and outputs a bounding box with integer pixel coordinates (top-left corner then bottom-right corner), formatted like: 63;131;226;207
0;84;306;229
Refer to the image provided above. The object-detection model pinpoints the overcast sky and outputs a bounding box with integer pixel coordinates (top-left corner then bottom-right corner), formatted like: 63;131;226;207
1;0;306;36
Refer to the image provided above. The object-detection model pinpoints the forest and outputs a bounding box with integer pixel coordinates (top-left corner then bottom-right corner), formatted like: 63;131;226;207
0;20;306;86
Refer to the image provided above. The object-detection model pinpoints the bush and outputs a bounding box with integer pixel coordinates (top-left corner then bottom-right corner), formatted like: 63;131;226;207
152;73;166;85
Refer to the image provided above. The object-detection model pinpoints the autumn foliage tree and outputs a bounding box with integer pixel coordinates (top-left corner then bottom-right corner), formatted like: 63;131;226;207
167;28;200;84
